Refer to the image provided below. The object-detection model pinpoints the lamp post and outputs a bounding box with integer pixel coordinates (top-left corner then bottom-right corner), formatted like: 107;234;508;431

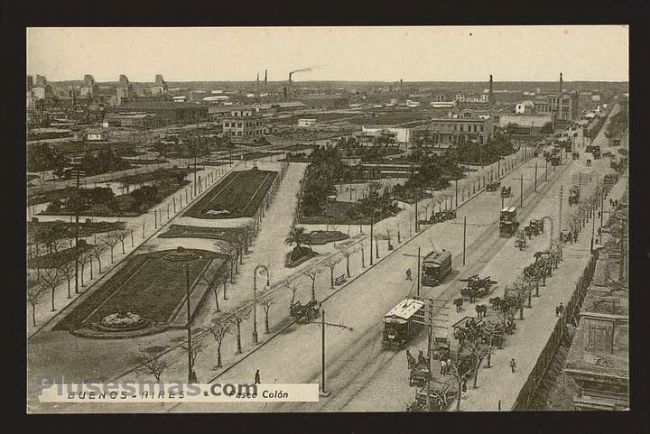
252;265;268;345
172;246;199;383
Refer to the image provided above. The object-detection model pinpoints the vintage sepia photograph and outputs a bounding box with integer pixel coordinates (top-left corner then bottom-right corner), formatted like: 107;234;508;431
25;25;629;414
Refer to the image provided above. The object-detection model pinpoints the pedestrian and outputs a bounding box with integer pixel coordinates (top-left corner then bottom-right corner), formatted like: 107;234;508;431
573;230;578;243
509;358;516;373
446;358;453;372
254;369;261;384
440;359;447;375
406;268;412;281
558;302;564;315
555;305;560;317
462;378;467;392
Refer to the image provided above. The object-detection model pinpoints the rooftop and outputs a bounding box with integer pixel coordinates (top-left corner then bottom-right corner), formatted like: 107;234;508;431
384;299;424;321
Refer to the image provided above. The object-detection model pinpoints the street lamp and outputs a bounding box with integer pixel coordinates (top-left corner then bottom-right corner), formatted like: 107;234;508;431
252;264;268;345
170;246;200;383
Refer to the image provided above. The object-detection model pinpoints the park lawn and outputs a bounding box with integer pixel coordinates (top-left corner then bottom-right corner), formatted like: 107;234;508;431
184;169;277;219
55;250;223;330
159;225;247;243
298;200;396;225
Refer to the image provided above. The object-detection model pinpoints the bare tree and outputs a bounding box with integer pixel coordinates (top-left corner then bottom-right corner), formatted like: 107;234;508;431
304;268;321;301
39;267;64;312
342;248;354;277
209;318;232;369
82;250;94;281
115;229;132;254
215;244;237;284
258;293;276;334
58;261;75;299
181;339;204;374
447;357;474;412
101;232;121;264
324;255;341;289
27;280;43;327
229;309;251;354
90;243;107;273
283;280;300;306
136;346;169;383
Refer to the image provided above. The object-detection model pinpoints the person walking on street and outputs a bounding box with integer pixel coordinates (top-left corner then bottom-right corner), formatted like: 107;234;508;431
254;369;261;384
555;305;560;317
406;268;412;281
440;359;447;375
558;302;564;316
509;358;516;373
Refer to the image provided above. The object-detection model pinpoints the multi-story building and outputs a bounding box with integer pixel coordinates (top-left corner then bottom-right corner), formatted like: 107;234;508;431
222;108;265;142
115;101;208;124
411;117;495;154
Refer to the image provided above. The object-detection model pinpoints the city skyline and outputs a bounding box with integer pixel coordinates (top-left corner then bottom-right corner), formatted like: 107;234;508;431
27;26;629;83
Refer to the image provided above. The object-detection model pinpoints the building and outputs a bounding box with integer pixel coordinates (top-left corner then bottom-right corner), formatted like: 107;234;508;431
150;74;168;96
114;101;208;124
412;117;495;152
102;112;162;129
298;95;350;110
360;126;411;149
515;101;535;114
499;113;555;135
298;118;317;128
85;130;109;141
222;108;265;142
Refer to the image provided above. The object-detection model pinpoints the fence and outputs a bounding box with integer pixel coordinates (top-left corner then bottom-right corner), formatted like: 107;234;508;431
511;251;598;410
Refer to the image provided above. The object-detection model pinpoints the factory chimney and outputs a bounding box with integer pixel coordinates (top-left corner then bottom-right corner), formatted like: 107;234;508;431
489;74;494;108
559;72;563;94
264;69;268;86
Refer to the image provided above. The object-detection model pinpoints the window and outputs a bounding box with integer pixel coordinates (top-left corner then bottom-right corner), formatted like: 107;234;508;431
225;122;230;127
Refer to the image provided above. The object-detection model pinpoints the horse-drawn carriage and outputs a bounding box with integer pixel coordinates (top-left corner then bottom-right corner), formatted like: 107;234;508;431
289;300;320;324
414;380;457;411
501;186;512;198
524;219;544;238
432;209;457;223
459;274;498;302
486;180;501;192
431;329;451;361
560;229;573;243
383;298;426;350
572;151;580;160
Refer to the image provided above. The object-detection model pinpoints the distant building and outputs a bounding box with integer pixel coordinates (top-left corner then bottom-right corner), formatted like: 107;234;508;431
222;108;265;142
298;95;350;110
499;113;555;135
411;117;495;154
115;101;208;123
515;101;535;114
298;118;317;128
102;112;162;128
85;130;109;141
150;74;168;96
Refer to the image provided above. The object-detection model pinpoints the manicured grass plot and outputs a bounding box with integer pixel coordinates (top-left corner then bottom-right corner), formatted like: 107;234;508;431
54;249;224;330
184;169;277;219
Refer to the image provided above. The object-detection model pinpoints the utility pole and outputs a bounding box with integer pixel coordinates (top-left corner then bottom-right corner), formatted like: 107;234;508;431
534;162;537;192
370;214;374;266
321;311;327;396
194;114;199;196
463;216;467;266
74;168;82;294
559;186;563;235
186;264;193;383
455;179;459;209
417;247;421;297
520;173;524;208
415;189;419;232
545;159;548;182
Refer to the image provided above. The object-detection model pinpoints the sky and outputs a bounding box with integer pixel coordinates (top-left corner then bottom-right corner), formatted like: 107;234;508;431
26;26;629;83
